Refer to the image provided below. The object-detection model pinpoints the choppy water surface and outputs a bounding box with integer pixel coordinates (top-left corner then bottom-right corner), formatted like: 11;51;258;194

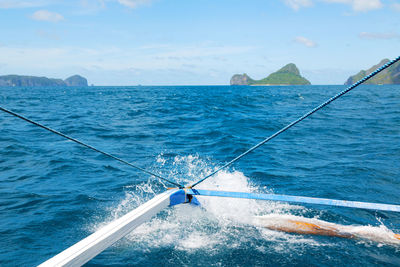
1;85;400;266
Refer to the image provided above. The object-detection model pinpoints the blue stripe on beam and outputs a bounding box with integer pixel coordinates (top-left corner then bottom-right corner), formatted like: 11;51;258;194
186;189;400;212
169;189;187;206
169;189;200;206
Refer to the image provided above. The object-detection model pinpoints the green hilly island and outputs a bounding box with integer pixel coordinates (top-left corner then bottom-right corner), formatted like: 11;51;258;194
230;63;311;86
0;74;88;87
345;59;400;85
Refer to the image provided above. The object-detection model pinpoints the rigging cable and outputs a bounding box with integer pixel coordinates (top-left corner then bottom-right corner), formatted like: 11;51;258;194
190;56;400;188
0;106;183;188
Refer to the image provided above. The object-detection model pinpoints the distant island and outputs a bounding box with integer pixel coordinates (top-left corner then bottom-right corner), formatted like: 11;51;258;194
230;63;311;86
345;59;400;85
0;74;88;87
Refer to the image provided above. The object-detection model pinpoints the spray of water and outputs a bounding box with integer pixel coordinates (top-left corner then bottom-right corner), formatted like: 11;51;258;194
93;155;400;253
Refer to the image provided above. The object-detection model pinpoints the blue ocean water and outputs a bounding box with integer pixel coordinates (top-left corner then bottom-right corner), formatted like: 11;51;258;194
0;85;400;266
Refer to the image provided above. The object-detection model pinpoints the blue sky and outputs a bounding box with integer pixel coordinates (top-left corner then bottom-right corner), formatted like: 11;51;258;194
0;0;399;85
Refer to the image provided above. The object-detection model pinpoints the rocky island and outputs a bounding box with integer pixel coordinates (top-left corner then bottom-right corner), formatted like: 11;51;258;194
0;74;88;87
230;63;311;86
345;59;400;85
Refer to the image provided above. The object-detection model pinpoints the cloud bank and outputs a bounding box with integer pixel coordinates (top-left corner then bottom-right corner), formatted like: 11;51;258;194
294;36;317;47
31;10;64;22
0;0;48;9
117;0;152;8
284;0;383;12
283;0;313;10
359;32;400;40
324;0;383;12
392;3;400;11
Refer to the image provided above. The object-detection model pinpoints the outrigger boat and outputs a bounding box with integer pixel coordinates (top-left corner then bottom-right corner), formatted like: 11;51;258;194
1;56;399;266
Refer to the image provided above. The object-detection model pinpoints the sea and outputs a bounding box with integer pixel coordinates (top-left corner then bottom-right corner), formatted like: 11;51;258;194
1;85;400;266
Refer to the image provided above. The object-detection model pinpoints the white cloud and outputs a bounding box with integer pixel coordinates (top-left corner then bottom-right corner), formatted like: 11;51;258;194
283;0;313;10
153;45;255;60
75;0;106;15
0;0;48;8
323;0;383;12
0;0;153;11
294;36;317;47
359;32;400;40
31;10;64;22
117;0;152;8
282;0;383;12
392;3;400;11
0;44;254;79
80;0;106;9
351;0;382;11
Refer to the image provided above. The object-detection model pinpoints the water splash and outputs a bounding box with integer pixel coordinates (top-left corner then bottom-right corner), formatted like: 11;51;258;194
94;154;400;254
92;156;313;251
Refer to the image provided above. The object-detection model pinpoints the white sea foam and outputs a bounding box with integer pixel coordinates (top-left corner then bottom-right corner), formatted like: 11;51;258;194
93;155;400;253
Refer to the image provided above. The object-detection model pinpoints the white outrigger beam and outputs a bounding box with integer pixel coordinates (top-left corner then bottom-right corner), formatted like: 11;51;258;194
39;189;197;267
39;188;400;266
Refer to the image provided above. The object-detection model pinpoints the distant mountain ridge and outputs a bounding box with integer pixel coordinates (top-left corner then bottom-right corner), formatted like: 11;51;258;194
345;59;400;85
230;63;311;86
0;74;88;87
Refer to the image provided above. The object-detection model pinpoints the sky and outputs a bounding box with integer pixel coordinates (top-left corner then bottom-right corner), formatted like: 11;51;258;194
0;0;399;85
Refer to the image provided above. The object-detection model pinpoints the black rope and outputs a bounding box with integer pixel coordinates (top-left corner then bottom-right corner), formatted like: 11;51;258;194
0;106;183;188
190;56;400;188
